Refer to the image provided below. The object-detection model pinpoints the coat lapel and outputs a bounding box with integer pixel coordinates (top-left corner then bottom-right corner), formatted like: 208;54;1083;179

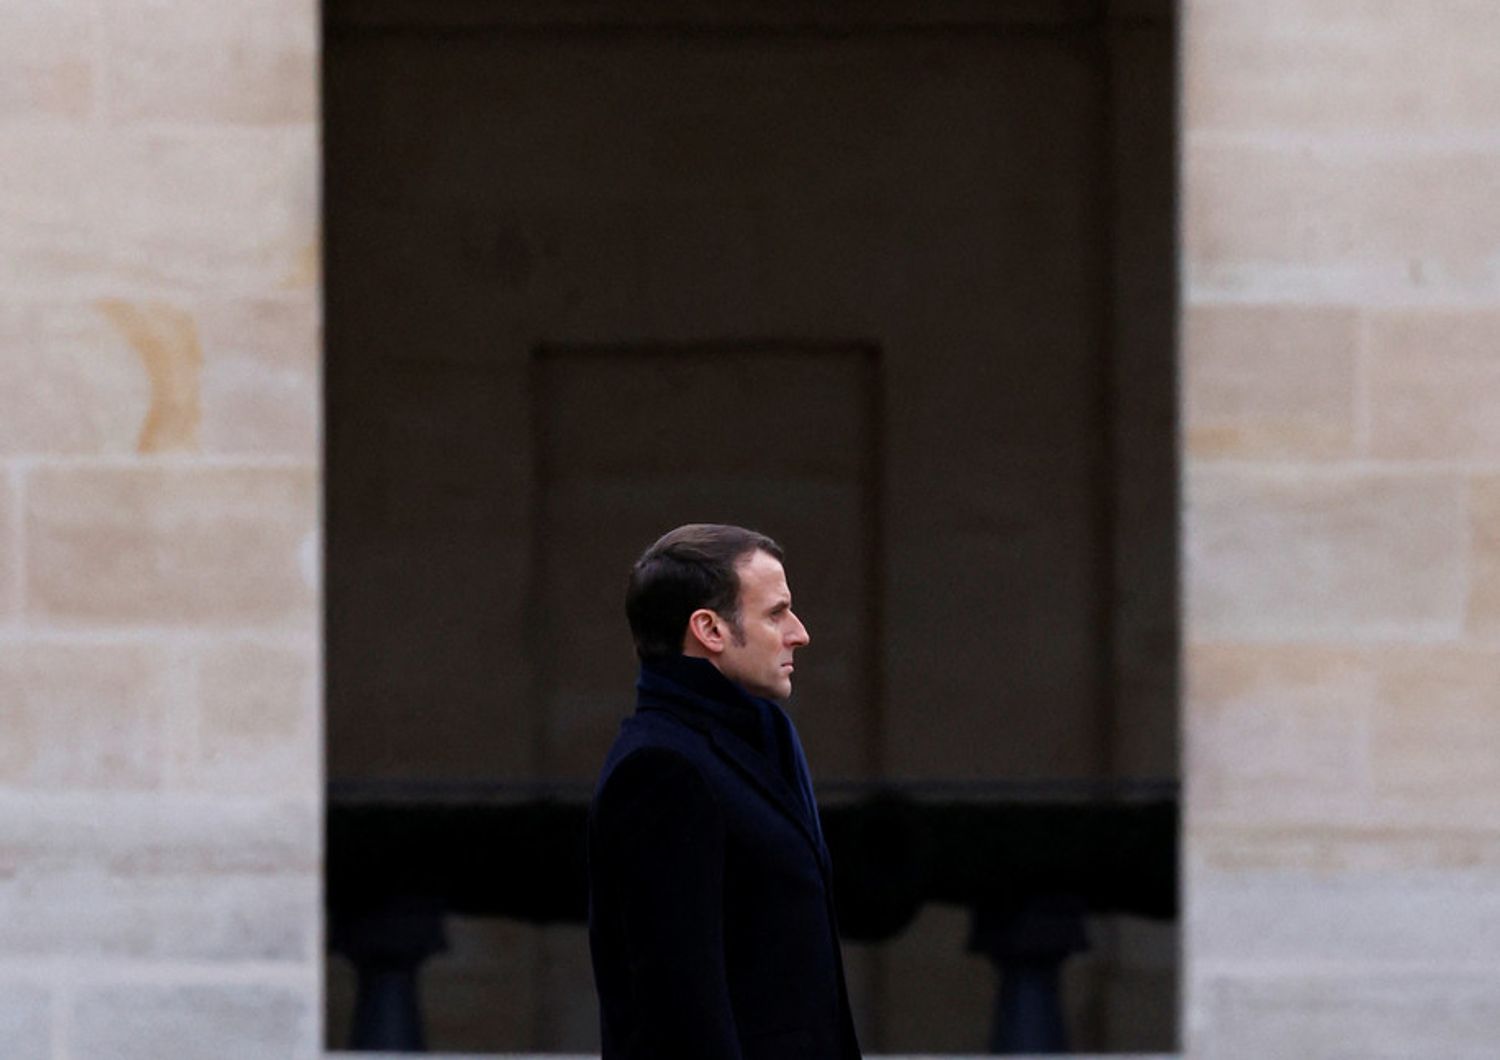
640;695;829;873
705;721;830;874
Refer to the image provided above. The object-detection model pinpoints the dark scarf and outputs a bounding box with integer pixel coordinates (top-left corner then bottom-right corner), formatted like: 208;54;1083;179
636;654;825;849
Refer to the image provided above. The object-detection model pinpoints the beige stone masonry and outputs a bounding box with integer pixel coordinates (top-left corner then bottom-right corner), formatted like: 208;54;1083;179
1186;645;1374;830
1190;644;1500;833
0;870;316;965
0;792;317;876
0;794;317;963
1367;646;1500;826
1184;304;1359;458
1195;973;1500;1060
1465;474;1500;637
0;0;94;123
1191;828;1500;878
1185;141;1500;305
196;297;321;456
1186;469;1467;641
0;641;177;790
1184;0;1500;1052
103;0;318;126
25;464;317;629
0;470;17;624
1188;829;1500;1054
0;980;51;1060
0;0;321;1050
0;296;317;458
73;982;316;1059
1367;310;1500;461
187;640;319;797
0;128;317;298
0;301;147;455
96;299;204;453
1185;0;1500;137
1191;860;1500;971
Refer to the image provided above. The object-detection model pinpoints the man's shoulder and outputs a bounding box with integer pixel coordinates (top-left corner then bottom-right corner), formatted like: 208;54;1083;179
598;709;709;785
591;724;724;831
612;702;711;750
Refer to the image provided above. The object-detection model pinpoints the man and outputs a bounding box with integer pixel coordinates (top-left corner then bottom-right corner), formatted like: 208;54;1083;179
588;523;863;1060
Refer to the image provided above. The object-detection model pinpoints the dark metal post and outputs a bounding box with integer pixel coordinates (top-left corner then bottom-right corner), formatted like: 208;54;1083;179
970;896;1089;1054
330;894;448;1052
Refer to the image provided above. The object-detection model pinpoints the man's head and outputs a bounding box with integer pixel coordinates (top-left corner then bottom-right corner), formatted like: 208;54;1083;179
626;523;810;700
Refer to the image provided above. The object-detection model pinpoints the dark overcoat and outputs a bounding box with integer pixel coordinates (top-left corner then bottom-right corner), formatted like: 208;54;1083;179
587;655;862;1060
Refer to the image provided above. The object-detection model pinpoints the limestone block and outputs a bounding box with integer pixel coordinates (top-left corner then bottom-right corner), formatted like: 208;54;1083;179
104;0;316;125
1368;646;1500;825
0;793;316;960
0;295;302;457
1195;973;1500;1060
1183;304;1358;458
1367;310;1500;460
1186;645;1374;828
0;128;316;297
1467;475;1500;637
186;640;318;797
0;871;314;961
197;298;320;456
0;981;50;1060
0;471;15;623
1184;140;1500;303
26;464;317;629
1186;0;1500;136
0;300;147;454
1191;643;1500;830
95;299;203;453
0;0;93;121
73;982;315;1059
1186;469;1466;640
0;789;316;875
1190;826;1500;877
1190;836;1500;968
1192;864;1500;973
0;642;177;790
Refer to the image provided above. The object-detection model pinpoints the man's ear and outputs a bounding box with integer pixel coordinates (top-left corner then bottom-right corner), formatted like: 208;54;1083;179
685;608;725;655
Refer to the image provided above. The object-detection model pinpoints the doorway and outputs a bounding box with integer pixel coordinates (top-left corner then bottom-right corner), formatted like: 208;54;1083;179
324;1;1178;1051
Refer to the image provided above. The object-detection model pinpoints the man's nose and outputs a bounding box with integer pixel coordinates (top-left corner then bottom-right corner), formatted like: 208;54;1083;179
787;611;810;647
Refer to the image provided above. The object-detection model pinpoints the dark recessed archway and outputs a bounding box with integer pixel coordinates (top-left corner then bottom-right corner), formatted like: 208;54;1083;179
323;1;1179;1053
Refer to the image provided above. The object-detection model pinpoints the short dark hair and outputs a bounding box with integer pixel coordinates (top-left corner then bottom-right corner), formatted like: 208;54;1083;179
626;523;784;662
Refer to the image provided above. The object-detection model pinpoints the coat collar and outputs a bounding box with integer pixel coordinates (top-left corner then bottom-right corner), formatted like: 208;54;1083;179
636;656;829;871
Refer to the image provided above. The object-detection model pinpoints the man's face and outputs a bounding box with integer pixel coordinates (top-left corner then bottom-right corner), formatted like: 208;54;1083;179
717;549;810;701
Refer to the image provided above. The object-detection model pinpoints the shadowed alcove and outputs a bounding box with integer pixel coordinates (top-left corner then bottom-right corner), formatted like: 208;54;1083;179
323;0;1179;1052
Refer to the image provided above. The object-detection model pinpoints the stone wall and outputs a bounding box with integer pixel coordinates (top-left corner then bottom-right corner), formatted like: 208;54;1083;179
0;1;323;1056
11;0;1499;1054
1182;2;1500;1056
